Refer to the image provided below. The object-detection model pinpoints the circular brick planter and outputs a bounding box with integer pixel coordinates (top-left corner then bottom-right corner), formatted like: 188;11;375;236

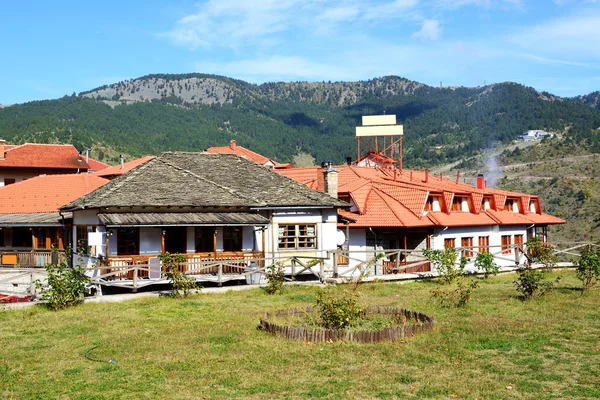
259;306;434;343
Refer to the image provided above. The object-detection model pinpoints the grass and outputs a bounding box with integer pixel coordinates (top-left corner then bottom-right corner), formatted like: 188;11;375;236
1;270;600;399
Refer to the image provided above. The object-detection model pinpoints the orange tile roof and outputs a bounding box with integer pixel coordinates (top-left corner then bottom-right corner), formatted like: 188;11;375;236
92;156;154;178
0;174;108;214
0;143;90;170
280;163;564;229
86;158;110;171
206;140;293;169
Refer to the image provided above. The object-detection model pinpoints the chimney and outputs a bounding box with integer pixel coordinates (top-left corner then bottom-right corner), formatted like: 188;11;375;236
425;169;429;183
229;140;237;150
476;174;486;189
0;139;4;159
322;161;338;198
346;156;352;166
120;154;125;169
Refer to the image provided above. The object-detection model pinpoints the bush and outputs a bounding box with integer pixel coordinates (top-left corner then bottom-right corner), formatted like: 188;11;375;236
526;237;557;271
431;278;479;308
159;252;198;298
576;246;600;292
263;263;286;295
423;247;467;284
35;250;89;310
475;252;499;279
513;266;555;300
315;289;365;330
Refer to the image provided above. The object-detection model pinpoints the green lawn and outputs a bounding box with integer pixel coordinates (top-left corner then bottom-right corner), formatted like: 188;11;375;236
1;270;599;399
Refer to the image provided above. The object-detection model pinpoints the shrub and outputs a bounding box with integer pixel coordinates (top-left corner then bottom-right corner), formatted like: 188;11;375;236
315;289;365;330
263;263;286;295
431;278;479;308
423;247;467;285
526;237;557;271
576;246;600;292
475;252;499;279
513;266;555;300
159;252;198;298
35;250;90;310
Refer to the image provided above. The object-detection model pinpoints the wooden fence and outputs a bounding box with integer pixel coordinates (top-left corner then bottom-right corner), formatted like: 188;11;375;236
259;306;435;343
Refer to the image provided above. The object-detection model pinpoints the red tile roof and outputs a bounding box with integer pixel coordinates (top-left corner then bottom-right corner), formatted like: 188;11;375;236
0;143;91;170
86;158;110;171
206;140;293;169
279;163;565;229
91;156;154;178
0;174;108;214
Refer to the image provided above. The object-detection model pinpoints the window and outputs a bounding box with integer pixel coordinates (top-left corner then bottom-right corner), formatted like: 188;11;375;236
195;227;215;252
501;235;511;254
425;196;441;212
478;236;490;254
452;197;463;211
461;237;474;257
278;224;316;249
444;238;455;249
514;234;524;251
425;196;434;211
504;199;516;212
223;227;242;251
3;178;15;186
76;226;92;253
117;228;139;256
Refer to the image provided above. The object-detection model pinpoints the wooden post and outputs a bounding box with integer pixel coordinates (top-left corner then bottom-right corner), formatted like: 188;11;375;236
291;258;296;281
32;229;38;250
161;230;166;253
133;266;138;292
332;251;338;278
217;263;222;286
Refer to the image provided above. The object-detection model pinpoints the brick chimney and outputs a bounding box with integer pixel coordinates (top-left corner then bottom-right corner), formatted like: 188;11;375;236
322;161;338;198
229;140;237;150
0;139;4;159
476;174;486;189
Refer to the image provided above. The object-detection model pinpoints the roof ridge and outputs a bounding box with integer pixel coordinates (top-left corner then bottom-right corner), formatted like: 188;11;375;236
373;186;421;220
370;189;406;226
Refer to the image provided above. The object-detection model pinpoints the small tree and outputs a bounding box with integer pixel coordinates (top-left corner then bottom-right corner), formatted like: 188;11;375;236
513;267;555;300
526;236;557;271
475;252;499;279
423;247;467;284
576;245;600;293
159;252;198;298
35;249;89;310
263;263;286;295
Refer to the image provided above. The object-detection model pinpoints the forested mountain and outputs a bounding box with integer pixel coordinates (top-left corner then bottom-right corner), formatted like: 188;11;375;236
1;74;600;167
575;91;600;110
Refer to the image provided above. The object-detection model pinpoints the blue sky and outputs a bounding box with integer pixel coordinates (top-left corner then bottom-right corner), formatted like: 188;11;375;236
2;0;600;104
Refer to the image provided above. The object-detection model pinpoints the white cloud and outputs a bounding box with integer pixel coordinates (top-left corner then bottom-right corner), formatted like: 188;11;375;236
510;11;600;59
412;19;442;40
317;6;360;22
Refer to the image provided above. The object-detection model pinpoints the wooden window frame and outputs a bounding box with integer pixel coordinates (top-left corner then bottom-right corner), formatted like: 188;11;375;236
278;224;317;250
223;227;243;252
461;237;474;258
443;238;455;249
478;236;490;254
117;228;139;256
501;235;511;254
514;234;524;252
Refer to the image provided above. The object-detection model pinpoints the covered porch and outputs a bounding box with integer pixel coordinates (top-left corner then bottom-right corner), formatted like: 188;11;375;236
0;212;68;267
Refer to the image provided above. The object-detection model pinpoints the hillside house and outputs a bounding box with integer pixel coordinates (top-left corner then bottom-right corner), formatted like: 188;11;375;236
60;153;347;280
521;130;554;141
0;174;108;267
206;140;293;170
0;140;108;187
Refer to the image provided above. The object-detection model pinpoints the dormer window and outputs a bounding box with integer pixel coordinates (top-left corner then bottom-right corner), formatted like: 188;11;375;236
452;196;468;212
504;199;519;212
425;195;442;212
529;200;537;213
482;196;492;211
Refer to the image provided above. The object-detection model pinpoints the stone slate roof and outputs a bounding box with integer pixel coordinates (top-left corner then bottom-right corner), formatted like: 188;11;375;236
0;212;71;227
62;153;347;210
98;212;269;226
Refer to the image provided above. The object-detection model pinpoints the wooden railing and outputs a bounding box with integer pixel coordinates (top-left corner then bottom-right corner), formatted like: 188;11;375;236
0;250;66;268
